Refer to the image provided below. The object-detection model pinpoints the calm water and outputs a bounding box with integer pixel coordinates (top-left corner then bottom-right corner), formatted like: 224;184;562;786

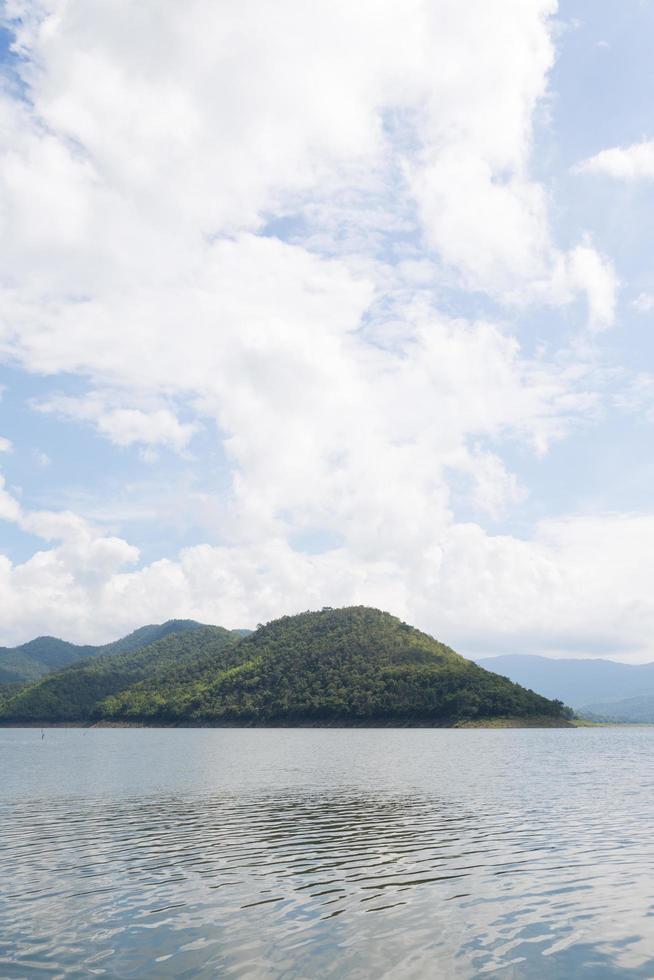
1;728;653;978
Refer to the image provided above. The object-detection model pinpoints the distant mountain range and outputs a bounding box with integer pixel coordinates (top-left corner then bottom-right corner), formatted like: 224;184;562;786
578;695;654;724
0;607;570;727
475;653;654;721
0;620;209;685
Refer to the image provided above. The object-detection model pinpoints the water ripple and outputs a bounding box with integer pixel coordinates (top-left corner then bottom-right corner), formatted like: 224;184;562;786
1;728;654;977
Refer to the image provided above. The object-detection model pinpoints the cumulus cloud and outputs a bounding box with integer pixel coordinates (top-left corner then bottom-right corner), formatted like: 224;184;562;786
574;140;654;179
34;393;199;453
0;0;611;343
0;0;641;656
0;478;140;637
561;244;619;332
2;494;654;662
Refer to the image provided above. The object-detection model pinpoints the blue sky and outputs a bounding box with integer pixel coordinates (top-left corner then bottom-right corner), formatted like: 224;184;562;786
2;1;654;659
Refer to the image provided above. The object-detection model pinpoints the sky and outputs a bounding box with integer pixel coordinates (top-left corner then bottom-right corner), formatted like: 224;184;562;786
1;1;654;660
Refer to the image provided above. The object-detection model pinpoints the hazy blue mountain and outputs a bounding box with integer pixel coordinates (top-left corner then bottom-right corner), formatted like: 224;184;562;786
0;619;208;685
474;654;654;708
578;695;654;723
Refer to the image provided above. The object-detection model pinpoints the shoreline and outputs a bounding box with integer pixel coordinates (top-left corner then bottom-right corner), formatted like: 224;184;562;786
1;715;577;730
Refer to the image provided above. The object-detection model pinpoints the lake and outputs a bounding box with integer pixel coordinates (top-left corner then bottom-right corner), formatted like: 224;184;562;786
1;728;653;978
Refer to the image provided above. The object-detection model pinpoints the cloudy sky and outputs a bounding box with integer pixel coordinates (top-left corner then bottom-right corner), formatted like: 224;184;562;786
1;1;654;660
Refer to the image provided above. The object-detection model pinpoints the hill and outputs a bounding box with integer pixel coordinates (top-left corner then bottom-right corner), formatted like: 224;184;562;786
474;654;654;708
0;626;240;723
0;637;96;685
0;619;208;685
0;607;570;726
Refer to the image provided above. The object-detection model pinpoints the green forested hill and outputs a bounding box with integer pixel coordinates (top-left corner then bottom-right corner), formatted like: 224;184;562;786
0;637;97;685
0;627;238;723
0;607;568;726
0;619;207;685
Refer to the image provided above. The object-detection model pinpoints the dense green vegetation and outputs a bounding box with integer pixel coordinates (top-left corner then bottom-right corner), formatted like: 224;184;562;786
0;619;207;685
0;637;96;684
0;607;569;726
0;627;238;723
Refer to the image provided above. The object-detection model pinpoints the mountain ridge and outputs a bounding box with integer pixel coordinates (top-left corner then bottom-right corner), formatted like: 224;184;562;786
0;619;210;685
578;694;654;724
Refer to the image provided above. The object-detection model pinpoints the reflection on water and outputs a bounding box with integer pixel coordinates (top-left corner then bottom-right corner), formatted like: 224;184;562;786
1;728;654;978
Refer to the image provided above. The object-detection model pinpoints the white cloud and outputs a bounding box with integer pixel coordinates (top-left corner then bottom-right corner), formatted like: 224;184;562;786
0;0;605;331
633;292;654;314
454;445;527;520
613;372;654;422
2;501;654;662
0;436;13;452
0;474;21;522
429;514;654;659
34;394;199;453
562;244;619;332
0;0;640;656
574;140;654;180
0;480;140;634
